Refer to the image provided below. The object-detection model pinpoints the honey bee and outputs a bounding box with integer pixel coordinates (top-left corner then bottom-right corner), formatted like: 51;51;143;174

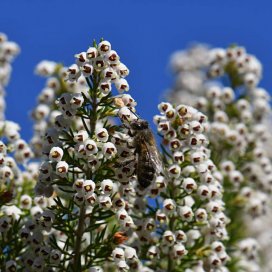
129;118;162;189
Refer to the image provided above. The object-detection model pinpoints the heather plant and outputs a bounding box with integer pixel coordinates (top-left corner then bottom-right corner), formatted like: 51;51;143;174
0;34;272;272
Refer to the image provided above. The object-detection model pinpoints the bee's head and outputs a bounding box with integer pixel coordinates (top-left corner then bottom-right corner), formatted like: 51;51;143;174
130;119;149;130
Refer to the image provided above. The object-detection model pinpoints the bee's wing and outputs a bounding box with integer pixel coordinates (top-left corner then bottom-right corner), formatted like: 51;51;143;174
144;133;163;175
151;146;163;174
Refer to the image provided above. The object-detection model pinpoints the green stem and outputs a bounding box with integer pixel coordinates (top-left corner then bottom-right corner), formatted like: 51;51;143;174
73;74;98;270
73;203;86;271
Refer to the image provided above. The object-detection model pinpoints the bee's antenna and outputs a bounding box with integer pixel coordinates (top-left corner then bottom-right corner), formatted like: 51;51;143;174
128;108;141;120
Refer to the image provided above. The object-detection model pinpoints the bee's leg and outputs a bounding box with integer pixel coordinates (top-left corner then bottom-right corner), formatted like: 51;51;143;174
119;123;135;137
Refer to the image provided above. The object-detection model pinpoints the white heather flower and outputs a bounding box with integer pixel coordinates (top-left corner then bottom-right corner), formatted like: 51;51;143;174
35;60;56;76
50;249;61;264
74;130;89;143
67;64;80;81
222;87;235;103
197;185;211;200
147;245;159;259
163;199;176;213
124;246;138;260
182;177;197;193
0;165;14;181
220;160;235;174
75;52;87;66
85;192;97;206
87;154;102;171
211;241;225;253
31;206;43;218
156;210;167;223
244;73;258;88
209;253;222;268
158;102;173;114
117;63;130;78
168;164;181;178
174;230;187;243
96;127;109;142
206;201;221;214
105;50;120;64
101;179;113;194
98;195;112;209
173;151;184;163
39;210;55;231
178;206;194;222
0;32;7;43
157;120;171;135
2;205;22;220
163;230;176;246
165;108;177;121
39;161;52;178
32;104;50;121
81;63;94;77
5;260;17;272
186;229;201;247
99;80;112;95
115;78;129;93
86;47;98;59
56;161;69;177
74;192;84;206
84;139;98;155
20;194;32;209
113;198;126;210
117;209;128;222
70;94;84;109
112;247;125;261
98;40;111;54
118;107;138;123
117;260;129;271
172;243;187;258
49;146;63;162
73;178;84;192
102;142;117;159
93;56;106;71
83;179;96;194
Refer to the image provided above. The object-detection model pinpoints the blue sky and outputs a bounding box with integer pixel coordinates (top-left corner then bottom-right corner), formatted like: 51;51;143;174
1;0;272;140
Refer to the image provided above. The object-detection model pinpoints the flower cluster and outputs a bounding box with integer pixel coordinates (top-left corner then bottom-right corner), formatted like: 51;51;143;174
149;103;229;271
67;40;129;94
30;60;89;157
170;44;262;98
0;34;53;271
0;33;20;120
167;44;272;271
32;40;144;271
